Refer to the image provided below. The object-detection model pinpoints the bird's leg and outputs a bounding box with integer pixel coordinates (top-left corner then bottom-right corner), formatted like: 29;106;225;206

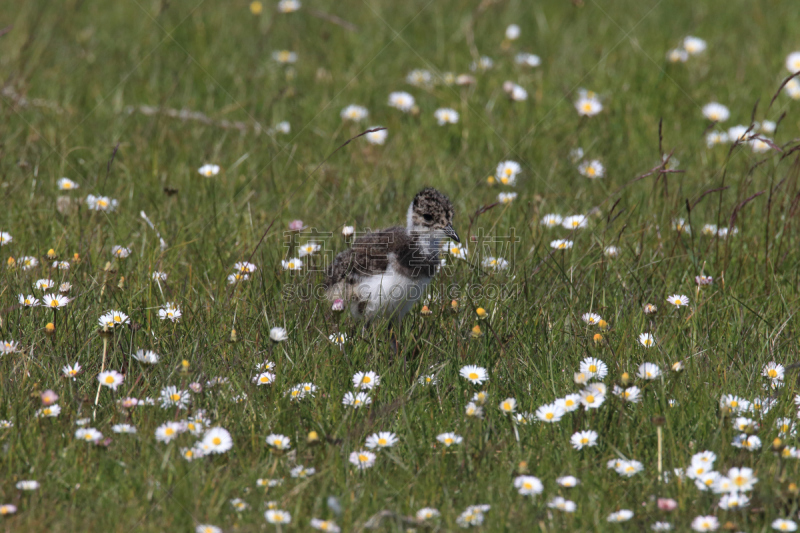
387;322;399;355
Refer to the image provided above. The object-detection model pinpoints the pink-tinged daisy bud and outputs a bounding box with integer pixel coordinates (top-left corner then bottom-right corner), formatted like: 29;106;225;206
189;382;203;393
331;299;345;312
40;389;59;406
657;498;678;511
288;220;304;231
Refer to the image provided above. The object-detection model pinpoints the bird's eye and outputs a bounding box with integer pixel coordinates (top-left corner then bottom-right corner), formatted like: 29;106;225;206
423;214;434;223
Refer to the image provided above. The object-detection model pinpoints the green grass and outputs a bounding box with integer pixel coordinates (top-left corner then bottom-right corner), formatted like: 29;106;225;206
2;0;800;530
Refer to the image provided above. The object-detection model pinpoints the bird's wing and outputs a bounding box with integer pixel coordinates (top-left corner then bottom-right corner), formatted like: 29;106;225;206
324;227;407;290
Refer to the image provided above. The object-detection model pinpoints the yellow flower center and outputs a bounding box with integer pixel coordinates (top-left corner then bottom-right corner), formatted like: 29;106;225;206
291;390;299;397
589;364;597;372
165;428;174;436
363;376;371;383
730;401;738;408
444;438;453;445
545;412;553;420
502;402;511;411
378;438;387;446
500;177;509;184
468;372;479;380
171;394;181;401
288;262;295;269
43;408;51;415
50;300;59;307
85;434;93;440
105;376;115;384
565;399;574;407
98;199;108;207
212;437;222;445
586;395;595;403
769;369;778;378
451;247;459;254
734;476;745;486
260;376;269;383
358;454;369;462
587;166;595;176
582;103;592;112
354;399;361;405
581;437;588;444
523;482;532;489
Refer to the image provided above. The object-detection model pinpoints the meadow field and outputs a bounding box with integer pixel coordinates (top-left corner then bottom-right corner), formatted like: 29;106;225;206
3;0;800;530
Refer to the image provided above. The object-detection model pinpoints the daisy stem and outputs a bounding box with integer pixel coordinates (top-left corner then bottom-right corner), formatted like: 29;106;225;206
657;426;663;480
93;336;109;420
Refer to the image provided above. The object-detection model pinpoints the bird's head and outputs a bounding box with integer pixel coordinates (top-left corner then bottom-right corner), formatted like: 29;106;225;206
407;187;459;242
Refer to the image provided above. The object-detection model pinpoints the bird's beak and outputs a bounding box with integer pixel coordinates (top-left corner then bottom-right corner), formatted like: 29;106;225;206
444;224;460;243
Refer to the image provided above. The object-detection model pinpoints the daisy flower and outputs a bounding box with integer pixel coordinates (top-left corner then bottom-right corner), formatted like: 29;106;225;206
416;508;440;520
155;421;184;443
433;108;459;125
16;481;40;491
535;402;565;423
35;279;55;290
496;160;521;185
36;404;61;418
666;294;689;308
365;432;398;449
550;239;573;250
448;242;468;259
786;51;800;73
265;510;292;524
0;340;18;354
556;394;581;412
667;48;688;62
690;516;719;532
253;372;276;386
132;349;159;364
763;362;785;381
614;385;641;403
498;398;517;414
406;69;433;87
515;52;541;67
388;91;415;112
159;386;190;409
556;475;580;487
98;370;124;390
581;313;601;326
310;519;340;532
578;159;604;178
86;194;118;211
725;466;757;492
353;371;380;390
349;450;376;469
365;127;388;145
342;391;371;408
111;245;130;258
465;402;483;418
62;362;81;379
580;356;607;378
298;242;320;257
202;427;233;454
718;492;749;510
266;434;291;450
772;519;798;532
498;192;517;204
570;430;598;450
607;510;634;522
459;365;488;384
75;428;103;443
541;213;562;227
575;96;603;116
562;214;588;230
436;432;462;447
277;0;300;13
158;303;181;322
702;102;730;122
547;497;576;512
580;388;605;410
481;256;509;270
271;50;297;64
42;294;70;309
638;333;655;348
269;327;288;341
112;424;137;434
99;310;130;329
505;24;520;40
513;475;543;496
683;36;707;54
340;105;368;122
637;362;661;380
281;257;303;270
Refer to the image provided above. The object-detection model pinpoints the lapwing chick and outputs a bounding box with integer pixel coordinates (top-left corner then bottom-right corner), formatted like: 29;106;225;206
324;188;459;348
